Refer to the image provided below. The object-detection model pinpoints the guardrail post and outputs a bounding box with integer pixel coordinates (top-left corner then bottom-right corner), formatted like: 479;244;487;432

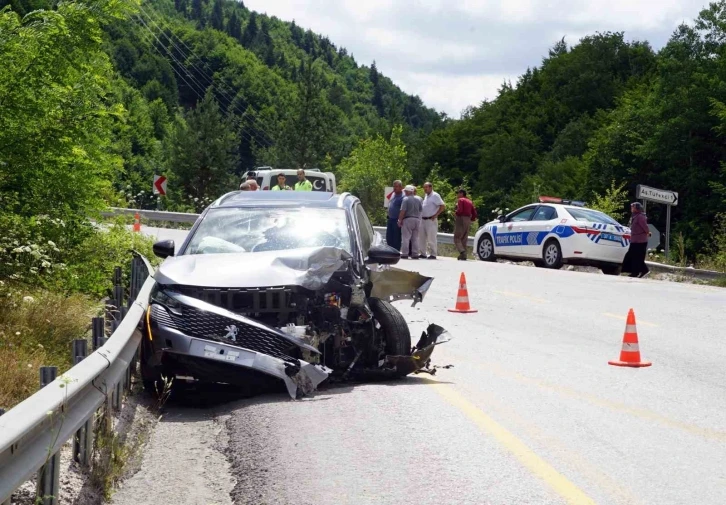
70;340;93;466
37;367;59;505
113;266;122;287
113;284;124;317
92;317;105;350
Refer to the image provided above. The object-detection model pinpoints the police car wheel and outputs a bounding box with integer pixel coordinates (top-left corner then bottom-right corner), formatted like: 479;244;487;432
601;265;622;276
477;235;495;261
542;240;563;269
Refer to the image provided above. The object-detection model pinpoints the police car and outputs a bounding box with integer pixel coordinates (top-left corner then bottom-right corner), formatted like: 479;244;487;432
474;197;631;275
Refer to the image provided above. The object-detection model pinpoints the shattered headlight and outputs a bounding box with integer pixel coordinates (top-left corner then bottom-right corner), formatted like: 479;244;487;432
151;289;183;315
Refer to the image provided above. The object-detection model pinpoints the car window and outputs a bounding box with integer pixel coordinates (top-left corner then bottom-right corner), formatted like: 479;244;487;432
532;206;558;221
566;207;620;225
184;207;352;255
354;204;374;254
267;173;330;191
507;206;536;222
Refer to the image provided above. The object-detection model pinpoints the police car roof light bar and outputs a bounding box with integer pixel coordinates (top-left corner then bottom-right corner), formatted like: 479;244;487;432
538;196;562;204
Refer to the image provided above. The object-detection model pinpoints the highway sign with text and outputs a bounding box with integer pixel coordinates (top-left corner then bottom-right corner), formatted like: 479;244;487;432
637;184;678;206
153;175;167;196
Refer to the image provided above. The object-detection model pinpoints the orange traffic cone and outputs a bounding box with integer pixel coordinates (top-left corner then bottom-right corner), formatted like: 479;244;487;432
608;309;652;367
448;272;478;313
133;212;141;233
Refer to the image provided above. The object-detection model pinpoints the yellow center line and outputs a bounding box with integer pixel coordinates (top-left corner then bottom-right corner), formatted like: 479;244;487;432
430;382;597;505
602;312;659;327
494;290;548;303
441;351;726;443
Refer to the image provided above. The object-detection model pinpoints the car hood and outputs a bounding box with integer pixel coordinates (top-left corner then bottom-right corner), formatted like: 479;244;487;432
155;246;352;291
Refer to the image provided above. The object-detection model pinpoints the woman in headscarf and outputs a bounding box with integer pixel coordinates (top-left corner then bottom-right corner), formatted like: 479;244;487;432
623;202;651;278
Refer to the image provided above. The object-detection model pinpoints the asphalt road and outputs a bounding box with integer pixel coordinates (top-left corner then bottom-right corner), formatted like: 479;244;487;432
115;228;726;505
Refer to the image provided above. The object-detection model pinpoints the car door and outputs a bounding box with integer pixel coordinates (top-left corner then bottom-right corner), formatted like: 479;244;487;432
518;205;559;257
493;205;537;257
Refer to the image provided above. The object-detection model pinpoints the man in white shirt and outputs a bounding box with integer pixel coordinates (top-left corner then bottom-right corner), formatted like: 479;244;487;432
418;182;445;259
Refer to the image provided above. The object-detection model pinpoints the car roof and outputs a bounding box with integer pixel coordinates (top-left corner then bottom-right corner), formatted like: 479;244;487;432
212;191;355;209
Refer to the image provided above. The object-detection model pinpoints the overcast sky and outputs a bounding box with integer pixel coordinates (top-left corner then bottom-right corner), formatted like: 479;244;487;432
244;0;708;117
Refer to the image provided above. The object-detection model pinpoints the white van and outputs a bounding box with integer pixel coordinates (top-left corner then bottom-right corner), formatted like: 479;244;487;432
245;166;337;192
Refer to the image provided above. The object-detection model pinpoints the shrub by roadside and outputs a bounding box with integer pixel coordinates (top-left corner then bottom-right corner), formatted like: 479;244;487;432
0;217;157;409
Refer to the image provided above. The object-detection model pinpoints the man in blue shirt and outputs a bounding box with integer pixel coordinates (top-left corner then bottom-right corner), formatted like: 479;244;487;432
386;180;404;251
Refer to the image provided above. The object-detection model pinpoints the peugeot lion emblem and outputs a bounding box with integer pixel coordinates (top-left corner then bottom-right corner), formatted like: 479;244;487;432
224;325;239;342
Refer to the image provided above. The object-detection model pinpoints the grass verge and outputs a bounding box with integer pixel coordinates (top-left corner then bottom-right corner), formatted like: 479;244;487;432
0;284;99;410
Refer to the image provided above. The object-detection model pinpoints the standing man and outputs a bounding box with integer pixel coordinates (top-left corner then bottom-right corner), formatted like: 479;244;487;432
386;180;404;251
294;169;313;191
454;188;477;261
624;202;651;278
398;185;422;259
271;173;292;191
419;182;445;259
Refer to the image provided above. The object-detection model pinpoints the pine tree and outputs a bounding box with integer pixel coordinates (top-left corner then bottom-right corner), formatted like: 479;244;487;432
226;11;241;40
191;0;204;24
175;0;188;14
241;12;258;47
264;42;275;67
210;0;224;30
370;61;384;116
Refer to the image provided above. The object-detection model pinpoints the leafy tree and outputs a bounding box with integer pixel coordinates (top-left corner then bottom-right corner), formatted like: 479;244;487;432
0;1;134;220
191;0;204;24
589;180;629;222
338;125;410;225
167;91;239;206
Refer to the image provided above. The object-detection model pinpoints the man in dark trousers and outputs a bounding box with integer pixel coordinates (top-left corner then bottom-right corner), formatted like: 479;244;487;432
386;180;404;251
624;202;651;278
454;188;477;260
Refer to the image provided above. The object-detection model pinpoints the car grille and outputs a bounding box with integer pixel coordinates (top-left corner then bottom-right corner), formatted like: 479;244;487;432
170;286;295;316
151;304;298;362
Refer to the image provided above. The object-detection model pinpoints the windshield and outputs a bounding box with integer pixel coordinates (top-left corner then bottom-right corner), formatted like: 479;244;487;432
566;207;621;226
184;207;352;255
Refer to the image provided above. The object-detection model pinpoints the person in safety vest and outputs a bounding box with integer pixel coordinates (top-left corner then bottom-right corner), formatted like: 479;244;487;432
294;169;313;191
271;173;292;191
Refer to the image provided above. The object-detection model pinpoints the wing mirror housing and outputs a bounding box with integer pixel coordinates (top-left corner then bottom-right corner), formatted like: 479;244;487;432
153;239;175;259
366;244;401;265
498;215;506;223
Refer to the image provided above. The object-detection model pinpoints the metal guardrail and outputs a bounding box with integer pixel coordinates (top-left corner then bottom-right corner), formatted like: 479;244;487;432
0;255;155;504
102;207;200;224
109;208;723;280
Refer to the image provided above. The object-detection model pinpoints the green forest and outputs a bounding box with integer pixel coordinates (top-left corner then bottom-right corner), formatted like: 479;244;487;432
2;0;726;271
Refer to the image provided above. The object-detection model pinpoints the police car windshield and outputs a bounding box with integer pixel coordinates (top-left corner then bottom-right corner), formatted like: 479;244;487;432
566;207;620;226
185;207;351;255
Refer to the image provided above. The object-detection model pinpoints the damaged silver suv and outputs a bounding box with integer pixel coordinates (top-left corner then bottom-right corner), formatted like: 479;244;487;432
141;191;450;399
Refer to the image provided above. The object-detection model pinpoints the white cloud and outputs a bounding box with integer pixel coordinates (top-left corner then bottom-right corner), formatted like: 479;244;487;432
245;0;708;117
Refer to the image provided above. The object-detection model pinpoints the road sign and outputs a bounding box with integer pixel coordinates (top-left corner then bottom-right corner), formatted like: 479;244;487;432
636;185;678;206
383;186;394;208
153;175;167;196
636;184;678;260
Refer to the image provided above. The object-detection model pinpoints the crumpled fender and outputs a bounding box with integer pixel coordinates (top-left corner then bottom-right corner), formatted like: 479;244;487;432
384;323;451;375
368;267;433;306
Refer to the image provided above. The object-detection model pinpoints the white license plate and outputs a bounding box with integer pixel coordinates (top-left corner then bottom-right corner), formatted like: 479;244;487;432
601;233;619;242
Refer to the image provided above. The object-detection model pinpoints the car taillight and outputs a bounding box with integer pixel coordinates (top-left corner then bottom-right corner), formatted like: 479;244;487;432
571;225;590;234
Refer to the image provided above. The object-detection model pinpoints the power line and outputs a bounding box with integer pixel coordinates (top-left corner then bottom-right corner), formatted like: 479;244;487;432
134;12;266;148
137;3;274;147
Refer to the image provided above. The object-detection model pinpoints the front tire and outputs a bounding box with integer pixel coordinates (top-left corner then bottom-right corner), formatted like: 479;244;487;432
542;240;563;269
140;328;164;396
477;235;496;262
369;297;411;358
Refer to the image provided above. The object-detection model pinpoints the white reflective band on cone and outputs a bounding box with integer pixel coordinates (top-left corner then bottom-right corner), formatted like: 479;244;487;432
625;325;637;333
457;297;469;303
621;342;640;351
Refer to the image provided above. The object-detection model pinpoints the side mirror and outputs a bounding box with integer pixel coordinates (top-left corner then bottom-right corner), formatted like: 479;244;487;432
498;215;506;223
366;244;400;265
153;239;175;259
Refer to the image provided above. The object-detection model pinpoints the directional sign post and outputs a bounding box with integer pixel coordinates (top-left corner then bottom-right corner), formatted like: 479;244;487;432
153;175;167;196
637;184;678;261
